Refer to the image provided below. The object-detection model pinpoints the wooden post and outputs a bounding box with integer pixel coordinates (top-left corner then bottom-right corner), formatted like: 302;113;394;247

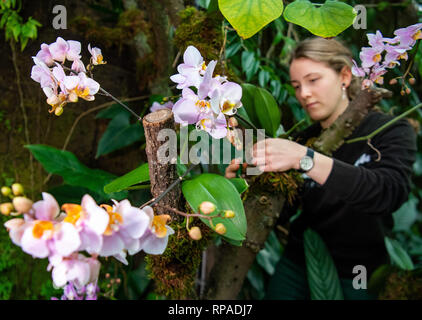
143;109;182;219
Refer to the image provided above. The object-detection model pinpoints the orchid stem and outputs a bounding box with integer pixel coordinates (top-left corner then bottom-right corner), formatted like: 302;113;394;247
345;103;422;144
99;87;142;121
234;113;272;138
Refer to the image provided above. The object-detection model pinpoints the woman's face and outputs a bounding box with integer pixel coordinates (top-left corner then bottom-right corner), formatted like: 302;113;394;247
289;57;350;128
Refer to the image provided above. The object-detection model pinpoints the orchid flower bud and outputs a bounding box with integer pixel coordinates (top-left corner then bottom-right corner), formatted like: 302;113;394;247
12;197;33;213
0;202;14;215
409;78;416;85
55;106;64;116
199;201;216;215
189;226;202;240
228;117;238;127
224;210;235;218
215;223;226;235
1;186;12;197
11;183;24;196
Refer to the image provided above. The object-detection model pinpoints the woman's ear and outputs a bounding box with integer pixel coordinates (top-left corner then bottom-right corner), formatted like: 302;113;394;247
340;65;352;87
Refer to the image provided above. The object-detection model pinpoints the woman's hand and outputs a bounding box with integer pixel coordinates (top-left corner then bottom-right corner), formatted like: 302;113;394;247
225;158;248;179
252;138;307;172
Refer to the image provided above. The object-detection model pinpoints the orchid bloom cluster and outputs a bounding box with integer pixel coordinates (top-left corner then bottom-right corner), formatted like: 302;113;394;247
352;23;422;89
51;281;100;300
169;46;243;139
3;192;174;295
31;37;105;116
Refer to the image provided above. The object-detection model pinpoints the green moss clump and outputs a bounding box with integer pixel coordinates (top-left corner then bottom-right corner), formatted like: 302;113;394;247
145;216;213;299
379;270;422;300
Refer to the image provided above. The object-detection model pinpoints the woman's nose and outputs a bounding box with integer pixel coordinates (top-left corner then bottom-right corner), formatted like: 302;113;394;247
299;85;312;100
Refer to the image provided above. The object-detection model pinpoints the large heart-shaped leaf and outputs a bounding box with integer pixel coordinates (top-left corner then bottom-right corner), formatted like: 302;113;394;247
218;0;284;39
26;144;127;200
283;0;356;38
104;163;150;194
384;237;415;271
182;173;247;242
304;228;344;300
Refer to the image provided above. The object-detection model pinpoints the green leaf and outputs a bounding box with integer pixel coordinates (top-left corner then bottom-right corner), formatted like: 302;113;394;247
182;173;247;241
283;0;357;38
254;87;281;137
26;144;127;201
384;237;414;271
104;163;149;194
48;184;106;205
256;231;283;275
96;112;144;158
393;194;418;232
241;51;260;81
218;0;284;39
228;178;248;194
304;228;344;300
240;83;260;128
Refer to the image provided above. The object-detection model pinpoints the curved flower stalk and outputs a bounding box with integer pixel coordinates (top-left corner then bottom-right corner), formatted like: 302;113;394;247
169;45;243;140
352;23;422;90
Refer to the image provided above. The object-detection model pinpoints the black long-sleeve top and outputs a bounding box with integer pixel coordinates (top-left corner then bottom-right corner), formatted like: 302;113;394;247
283;110;417;279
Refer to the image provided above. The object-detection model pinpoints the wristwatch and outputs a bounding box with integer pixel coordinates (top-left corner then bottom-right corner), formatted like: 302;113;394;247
298;147;315;173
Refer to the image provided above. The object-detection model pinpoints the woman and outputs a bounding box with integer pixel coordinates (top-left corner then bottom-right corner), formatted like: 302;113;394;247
225;37;417;299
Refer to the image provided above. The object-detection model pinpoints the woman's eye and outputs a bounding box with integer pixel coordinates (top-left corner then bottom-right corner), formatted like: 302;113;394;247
310;78;319;82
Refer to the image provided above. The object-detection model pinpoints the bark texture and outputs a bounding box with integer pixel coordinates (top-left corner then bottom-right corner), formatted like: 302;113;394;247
312;87;392;156
143;109;182;218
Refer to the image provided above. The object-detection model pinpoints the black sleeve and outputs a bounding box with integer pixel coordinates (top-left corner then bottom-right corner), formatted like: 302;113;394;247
322;118;417;216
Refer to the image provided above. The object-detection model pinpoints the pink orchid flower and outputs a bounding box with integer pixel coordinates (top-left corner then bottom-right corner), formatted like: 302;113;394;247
209;81;243;116
50;253;101;290
61;194;109;255
393;23;422;48
88;44;106;65
20;193;81;259
71;58;86;74
170;45;206;89
49;37;81;63
351;59;366;77
172;87;213;125
98;199;150;262
137;206;174;255
196;111;228;139
360;47;383;69
63;72;100;102
36;43;55;66
31;57;56;90
369;64;387;85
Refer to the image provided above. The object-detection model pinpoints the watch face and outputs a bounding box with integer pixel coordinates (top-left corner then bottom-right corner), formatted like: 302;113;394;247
300;156;314;171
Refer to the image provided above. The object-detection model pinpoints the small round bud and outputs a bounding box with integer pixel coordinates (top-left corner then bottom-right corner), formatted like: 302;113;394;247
215;223;227;235
0;202;14;216
228;117;238;127
224;210;235;218
389;78;398;85
409;78;416;85
199;201;216;215
55;106;64;116
189;226;202;240
400;89;405;96
11;183;24;196
405;87;411;95
1;186;12;197
116;278;121;284
12;197;33;213
105;273;110;279
110;279;115;284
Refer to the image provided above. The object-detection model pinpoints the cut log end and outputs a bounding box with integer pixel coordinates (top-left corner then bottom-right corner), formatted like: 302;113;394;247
143;109;173;124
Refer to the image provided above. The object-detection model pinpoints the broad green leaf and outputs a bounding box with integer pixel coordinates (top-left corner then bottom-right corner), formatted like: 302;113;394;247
48;184;105;205
241;51;260;82
246;262;266;299
218;0;284;39
384;237;415;271
182;173;247;241
26;144;127;200
228;178;248;194
283;0;356;38
256;231;283;275
304;228;344;300
393;194;418;232
254;87;281;137
96;111;144;158
104;163;150;194
240;83;260;128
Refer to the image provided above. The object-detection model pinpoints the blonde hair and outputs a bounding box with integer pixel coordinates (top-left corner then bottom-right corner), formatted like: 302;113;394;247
289;37;361;100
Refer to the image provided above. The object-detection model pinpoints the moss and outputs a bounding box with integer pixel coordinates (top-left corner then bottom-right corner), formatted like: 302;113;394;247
145;212;214;299
174;7;223;66
379;270;422;300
